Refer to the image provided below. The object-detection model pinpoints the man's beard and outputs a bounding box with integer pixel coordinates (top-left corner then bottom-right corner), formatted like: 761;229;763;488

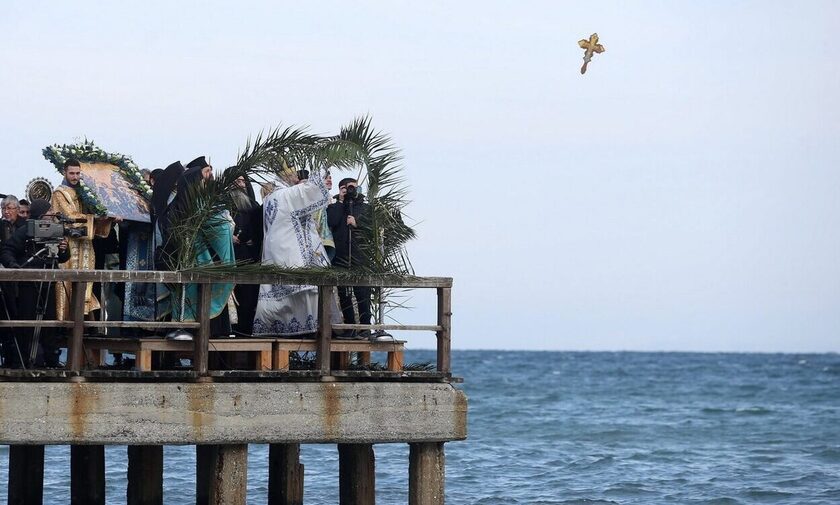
231;189;254;211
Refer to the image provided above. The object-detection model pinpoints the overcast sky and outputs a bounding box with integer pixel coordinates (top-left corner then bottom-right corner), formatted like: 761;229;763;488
1;1;837;352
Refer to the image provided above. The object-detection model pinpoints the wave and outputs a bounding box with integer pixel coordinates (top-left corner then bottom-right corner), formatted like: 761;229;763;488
811;447;840;462
700;406;773;415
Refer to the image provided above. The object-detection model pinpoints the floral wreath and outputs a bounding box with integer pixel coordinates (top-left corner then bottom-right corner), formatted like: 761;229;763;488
42;140;153;217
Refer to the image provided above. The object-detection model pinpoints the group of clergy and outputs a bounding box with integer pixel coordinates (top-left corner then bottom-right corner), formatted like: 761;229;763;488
149;157;367;339
0;154;367;368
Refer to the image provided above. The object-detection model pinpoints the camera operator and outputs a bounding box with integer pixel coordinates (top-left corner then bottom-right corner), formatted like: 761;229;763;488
0;199;70;368
327;178;373;338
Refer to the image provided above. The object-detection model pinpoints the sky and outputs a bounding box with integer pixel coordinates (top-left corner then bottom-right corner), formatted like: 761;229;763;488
0;1;837;352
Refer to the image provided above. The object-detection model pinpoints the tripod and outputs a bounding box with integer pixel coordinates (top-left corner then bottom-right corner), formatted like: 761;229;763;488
21;246;59;367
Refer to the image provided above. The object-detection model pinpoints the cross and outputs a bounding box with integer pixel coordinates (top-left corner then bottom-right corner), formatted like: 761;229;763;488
578;33;605;74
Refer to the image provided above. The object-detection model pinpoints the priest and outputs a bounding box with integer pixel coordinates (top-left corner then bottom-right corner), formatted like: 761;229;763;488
253;167;336;337
161;156;234;337
50;158;120;321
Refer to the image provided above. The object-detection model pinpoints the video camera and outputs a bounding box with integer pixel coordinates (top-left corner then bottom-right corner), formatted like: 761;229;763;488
26;214;88;259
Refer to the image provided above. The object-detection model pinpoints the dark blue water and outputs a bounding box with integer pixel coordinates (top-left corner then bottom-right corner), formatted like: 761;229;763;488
1;351;838;504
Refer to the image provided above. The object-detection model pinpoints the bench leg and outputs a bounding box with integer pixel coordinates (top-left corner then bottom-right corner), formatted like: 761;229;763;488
273;348;290;371
357;351;371;367
136;350;153;371
387;351;404;371
256;349;272;371
88;348;105;368
332;352;351;370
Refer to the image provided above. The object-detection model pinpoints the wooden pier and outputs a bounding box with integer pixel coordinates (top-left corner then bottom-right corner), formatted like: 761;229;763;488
0;269;465;505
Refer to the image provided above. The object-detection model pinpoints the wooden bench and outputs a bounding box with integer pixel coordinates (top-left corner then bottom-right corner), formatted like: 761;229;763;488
271;339;406;372
76;337;406;372
79;338;274;371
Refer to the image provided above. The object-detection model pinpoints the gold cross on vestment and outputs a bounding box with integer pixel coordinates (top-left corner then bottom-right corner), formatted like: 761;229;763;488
578;33;605;74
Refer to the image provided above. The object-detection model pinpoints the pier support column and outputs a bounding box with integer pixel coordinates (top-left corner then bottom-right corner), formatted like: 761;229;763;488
338;443;375;505
409;442;445;505
268;443;304;505
71;445;106;505
196;444;248;505
127;445;163;505
8;444;44;505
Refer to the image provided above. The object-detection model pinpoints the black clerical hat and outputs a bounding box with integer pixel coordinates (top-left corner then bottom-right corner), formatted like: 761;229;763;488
186;156;210;170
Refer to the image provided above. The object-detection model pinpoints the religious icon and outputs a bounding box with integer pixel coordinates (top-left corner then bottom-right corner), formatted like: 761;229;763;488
26;177;55;202
578;33;605;74
80;162;151;222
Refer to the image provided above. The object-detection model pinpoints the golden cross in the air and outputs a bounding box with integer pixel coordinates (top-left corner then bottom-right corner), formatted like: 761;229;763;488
578;33;605;74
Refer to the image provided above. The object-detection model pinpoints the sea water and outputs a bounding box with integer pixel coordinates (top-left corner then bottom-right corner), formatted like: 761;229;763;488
0;350;838;504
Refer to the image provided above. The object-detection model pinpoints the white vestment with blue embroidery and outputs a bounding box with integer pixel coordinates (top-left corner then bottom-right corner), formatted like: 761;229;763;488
253;176;333;336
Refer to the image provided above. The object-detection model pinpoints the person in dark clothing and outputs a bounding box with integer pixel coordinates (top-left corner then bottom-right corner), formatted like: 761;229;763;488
160;157;233;338
0;195;28;365
230;174;262;335
327;178;372;336
0;195;25;346
18;199;30;221
0;199;70;368
1;194;26;243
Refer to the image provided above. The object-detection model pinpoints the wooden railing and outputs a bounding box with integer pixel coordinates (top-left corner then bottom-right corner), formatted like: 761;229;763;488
0;269;452;376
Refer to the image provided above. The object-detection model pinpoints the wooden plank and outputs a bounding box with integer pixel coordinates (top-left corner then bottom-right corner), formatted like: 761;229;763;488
83;321;201;329
409;442;445;505
270;340;405;353
0;268;453;289
0;321;199;328
194;283;212;375
68;281;87;372
436;287;452;374
338;444;376;505
8;444;44;505
268;443;304;505
127;445;163;505
74;338;273;353
71;445;105;505
316;286;332;374
0;320;74;328
332;324;442;332
207;341;273;352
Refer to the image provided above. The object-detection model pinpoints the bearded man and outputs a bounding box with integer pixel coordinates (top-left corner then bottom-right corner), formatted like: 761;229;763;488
230;174;262;335
50;158;121;320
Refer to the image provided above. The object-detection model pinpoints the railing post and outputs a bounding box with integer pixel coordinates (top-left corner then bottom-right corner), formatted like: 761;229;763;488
436;287;452;374
316;285;333;375
194;283;212;375
68;281;86;372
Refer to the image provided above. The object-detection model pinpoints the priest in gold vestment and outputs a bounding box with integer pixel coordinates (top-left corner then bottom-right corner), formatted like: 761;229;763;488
51;159;119;320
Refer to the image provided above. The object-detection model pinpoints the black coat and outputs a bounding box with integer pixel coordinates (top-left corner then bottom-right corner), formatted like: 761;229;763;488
327;194;370;268
232;203;263;263
0;218;25;244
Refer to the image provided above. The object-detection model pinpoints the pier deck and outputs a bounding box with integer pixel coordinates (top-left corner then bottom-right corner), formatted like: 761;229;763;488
0;269;464;505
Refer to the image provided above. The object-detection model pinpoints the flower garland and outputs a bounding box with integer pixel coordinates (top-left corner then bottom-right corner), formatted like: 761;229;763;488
42;140;154;216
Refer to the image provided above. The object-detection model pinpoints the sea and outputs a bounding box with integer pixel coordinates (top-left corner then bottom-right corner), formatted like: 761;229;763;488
1;350;838;504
